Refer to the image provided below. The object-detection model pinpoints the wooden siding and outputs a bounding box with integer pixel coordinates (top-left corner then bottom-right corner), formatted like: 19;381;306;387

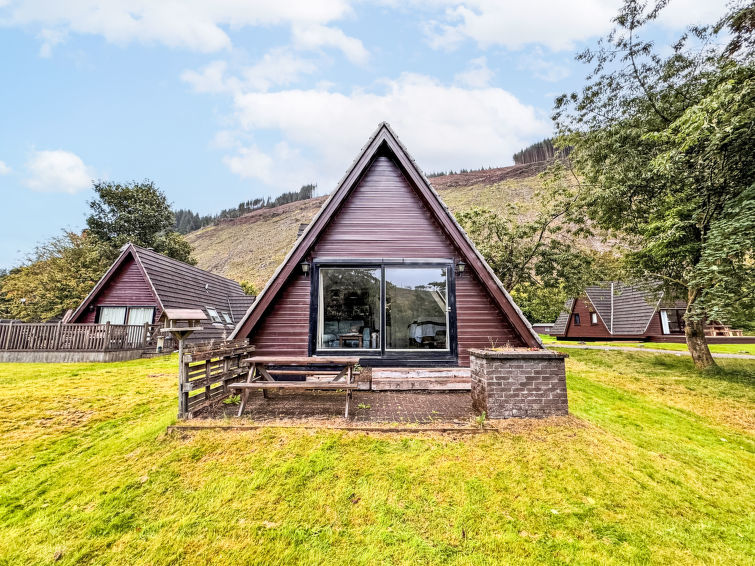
563;298;612;339
249;154;525;364
247;274;310;357
74;256;160;323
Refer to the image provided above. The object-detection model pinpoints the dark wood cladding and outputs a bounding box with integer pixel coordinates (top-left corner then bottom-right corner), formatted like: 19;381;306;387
313;156;454;258
248;274;310;357
249;155;525;363
74;256;159;323
562;298;611;339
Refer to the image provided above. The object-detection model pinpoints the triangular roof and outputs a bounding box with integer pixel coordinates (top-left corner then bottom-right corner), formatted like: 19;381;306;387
552;281;677;336
70;243;254;323
230;122;541;348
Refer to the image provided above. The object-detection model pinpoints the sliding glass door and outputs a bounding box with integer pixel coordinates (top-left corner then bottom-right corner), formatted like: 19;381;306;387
385;267;448;350
314;262;453;357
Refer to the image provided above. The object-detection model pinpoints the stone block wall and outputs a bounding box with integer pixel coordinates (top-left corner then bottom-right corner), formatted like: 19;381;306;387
469;349;568;418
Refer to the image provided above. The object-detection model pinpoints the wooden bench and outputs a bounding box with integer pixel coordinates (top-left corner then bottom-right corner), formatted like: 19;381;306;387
230;356;361;418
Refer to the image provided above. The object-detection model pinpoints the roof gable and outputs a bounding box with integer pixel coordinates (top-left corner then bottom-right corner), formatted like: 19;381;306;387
230;122;541;347
71;244;254;324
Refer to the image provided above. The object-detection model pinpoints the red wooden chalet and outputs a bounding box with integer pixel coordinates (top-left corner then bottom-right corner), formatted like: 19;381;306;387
230;123;542;367
68;243;254;343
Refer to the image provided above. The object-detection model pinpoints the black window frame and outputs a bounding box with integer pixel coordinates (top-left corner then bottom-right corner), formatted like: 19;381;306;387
573;313;581;326
590;312;598;325
309;259;458;366
96;305;155;325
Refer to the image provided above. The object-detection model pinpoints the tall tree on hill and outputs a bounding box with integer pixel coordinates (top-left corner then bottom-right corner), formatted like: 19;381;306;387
87;180;195;264
553;0;754;368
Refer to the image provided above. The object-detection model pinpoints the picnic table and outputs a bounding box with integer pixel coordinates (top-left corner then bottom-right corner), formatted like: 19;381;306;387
230;356;361;418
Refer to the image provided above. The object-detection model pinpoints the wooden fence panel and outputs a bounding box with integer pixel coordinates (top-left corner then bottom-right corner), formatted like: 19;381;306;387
179;341;255;418
0;322;162;353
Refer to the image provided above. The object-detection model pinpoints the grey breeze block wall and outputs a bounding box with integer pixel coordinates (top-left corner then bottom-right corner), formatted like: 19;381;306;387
469;349;568;418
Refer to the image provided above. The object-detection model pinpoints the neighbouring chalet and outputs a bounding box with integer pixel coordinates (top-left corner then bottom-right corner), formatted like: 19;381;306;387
550;282;750;343
68;243;255;342
229;123;542;366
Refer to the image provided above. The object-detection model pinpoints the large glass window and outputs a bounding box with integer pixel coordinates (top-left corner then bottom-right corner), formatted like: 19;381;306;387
126;307;154;325
318;268;381;349
99;307;127;324
661;309;685;334
385;267;448;350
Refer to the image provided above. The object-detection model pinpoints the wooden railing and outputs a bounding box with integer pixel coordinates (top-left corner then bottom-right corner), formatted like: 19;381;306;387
179;340;256;418
0;322;170;352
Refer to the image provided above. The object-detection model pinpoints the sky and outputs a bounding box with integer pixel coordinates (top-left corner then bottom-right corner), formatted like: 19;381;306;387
0;0;729;269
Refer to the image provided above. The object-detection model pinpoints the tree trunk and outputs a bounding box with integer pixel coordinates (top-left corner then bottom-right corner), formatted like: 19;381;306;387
685;317;716;369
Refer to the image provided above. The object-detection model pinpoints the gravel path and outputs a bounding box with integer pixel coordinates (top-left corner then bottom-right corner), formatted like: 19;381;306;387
545;343;755;360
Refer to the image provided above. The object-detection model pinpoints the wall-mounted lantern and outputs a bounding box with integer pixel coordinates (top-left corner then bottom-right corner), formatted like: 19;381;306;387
301;262;310;276
456;261;466;276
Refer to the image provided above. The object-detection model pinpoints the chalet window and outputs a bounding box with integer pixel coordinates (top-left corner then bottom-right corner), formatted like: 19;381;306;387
97;306;154;325
318;267;381;350
221;312;233;324
314;262;453;356
126;307;154;326
660;309;685;334
573;313;581;326
99;306;127;325
206;307;222;323
385;267;448;350
590;312;598;325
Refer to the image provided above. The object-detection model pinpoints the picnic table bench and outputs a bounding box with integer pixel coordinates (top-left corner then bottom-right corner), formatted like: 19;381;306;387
230;356;361;418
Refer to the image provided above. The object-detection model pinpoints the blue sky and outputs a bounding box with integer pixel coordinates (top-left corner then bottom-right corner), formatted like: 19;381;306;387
0;0;727;268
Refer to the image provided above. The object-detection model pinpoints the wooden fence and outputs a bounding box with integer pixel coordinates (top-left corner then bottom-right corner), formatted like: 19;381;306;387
179;341;256;418
0;322;169;352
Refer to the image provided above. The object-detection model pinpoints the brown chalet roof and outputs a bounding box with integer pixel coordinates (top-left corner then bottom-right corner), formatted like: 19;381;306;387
70;244;255;325
230;122;542;348
552;282;684;336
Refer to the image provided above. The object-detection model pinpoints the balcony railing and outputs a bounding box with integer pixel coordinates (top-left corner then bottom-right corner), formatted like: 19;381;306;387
0;322;172;352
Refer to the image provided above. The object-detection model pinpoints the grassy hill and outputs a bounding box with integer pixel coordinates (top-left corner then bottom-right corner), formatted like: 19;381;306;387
186;163;547;289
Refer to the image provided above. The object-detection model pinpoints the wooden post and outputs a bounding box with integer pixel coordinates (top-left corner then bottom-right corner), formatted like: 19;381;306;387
4;322;13;350
102;321;111;351
178;338;188;418
53;321;62;350
205;360;212;404
142;322;149;347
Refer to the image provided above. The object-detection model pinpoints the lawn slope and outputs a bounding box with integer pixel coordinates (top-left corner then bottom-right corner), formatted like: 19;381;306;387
0;353;753;565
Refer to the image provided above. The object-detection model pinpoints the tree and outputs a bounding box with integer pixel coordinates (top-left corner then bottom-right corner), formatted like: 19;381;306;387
87;180;196;264
240;281;258;296
553;0;754;368
0;232;112;322
456;168;615;322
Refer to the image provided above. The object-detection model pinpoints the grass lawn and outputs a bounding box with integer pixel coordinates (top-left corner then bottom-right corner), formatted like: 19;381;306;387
0;353;753;565
539;333;755;355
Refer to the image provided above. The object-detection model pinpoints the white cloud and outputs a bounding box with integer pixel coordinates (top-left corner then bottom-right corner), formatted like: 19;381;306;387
291;23;368;64
223;72;550;188
23;149;94;193
0;161;10;175
423;0;620;52
2;0;361;57
454;56;493;88
182;49;319;94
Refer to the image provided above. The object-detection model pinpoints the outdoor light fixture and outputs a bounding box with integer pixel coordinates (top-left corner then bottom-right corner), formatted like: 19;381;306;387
456;261;466;275
300;262;310;276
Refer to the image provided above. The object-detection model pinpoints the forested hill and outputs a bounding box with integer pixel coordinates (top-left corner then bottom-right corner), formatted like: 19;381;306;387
185;161;549;289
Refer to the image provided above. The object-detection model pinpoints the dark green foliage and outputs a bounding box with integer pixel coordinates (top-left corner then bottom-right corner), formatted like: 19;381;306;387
86;180;195;264
174;184;317;234
512;139;572;165
553;0;754;364
456;167;617;323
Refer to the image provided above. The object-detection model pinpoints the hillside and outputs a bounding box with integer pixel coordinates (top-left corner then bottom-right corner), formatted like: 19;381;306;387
186;162;548;289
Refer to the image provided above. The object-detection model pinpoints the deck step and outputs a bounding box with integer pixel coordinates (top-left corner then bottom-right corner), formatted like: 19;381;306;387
371;367;471;391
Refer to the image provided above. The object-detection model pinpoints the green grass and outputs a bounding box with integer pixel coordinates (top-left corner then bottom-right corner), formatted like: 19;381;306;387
539;333;755;355
0;353;753;565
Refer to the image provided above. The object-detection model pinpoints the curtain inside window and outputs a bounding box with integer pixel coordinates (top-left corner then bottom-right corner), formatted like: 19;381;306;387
127;307;154;326
99;307;127;325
